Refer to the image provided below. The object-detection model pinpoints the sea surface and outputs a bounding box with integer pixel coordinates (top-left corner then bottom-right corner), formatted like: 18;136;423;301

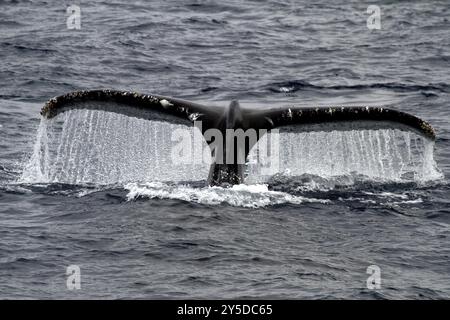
1;0;450;299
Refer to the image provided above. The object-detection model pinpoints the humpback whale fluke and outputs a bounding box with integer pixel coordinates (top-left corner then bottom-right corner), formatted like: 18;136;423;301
40;89;436;186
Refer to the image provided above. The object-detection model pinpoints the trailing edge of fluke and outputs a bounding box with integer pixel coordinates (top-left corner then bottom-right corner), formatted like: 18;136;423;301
40;89;436;186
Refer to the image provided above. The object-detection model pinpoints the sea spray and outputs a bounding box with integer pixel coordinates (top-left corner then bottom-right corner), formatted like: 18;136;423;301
20;118;51;183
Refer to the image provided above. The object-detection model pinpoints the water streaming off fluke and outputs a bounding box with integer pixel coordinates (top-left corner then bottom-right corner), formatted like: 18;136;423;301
20;108;443;186
246;125;442;184
20;109;211;185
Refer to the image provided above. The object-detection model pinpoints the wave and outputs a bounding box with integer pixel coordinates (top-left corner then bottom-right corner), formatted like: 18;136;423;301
1;42;57;54
264;80;450;94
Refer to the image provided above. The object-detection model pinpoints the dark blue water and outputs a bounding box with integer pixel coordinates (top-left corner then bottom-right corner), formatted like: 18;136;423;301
1;0;450;299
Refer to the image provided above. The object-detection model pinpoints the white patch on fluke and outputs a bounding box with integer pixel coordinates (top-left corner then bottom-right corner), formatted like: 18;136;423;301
160;99;173;108
189;113;201;121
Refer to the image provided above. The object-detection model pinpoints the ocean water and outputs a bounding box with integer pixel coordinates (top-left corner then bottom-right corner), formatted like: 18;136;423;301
1;0;450;299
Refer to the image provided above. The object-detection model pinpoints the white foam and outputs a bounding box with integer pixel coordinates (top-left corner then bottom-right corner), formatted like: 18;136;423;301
125;182;329;208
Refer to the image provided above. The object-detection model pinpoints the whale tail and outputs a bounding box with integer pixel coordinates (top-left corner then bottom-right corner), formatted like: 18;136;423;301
40;90;436;186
